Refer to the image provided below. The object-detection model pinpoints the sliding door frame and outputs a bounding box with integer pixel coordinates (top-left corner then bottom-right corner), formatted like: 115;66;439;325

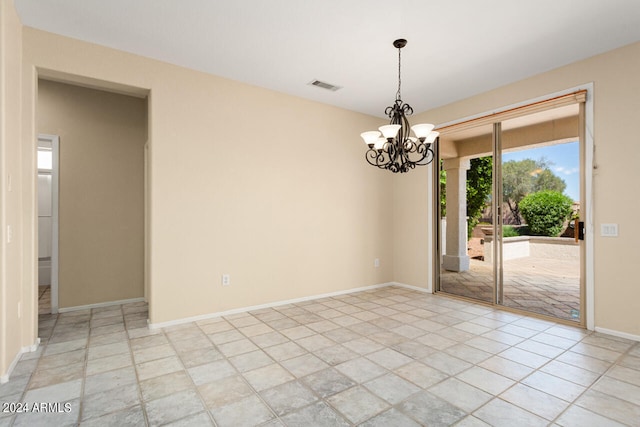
492;122;502;306
432;84;594;329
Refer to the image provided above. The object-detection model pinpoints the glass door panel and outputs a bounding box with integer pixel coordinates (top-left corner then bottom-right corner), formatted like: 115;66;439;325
499;107;582;322
438;123;495;304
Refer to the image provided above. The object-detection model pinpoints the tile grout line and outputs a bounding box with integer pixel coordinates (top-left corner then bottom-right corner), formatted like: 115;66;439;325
121;304;151;427
156;326;218;426
227;307;349;425
547;336;640;426
224;313;309;426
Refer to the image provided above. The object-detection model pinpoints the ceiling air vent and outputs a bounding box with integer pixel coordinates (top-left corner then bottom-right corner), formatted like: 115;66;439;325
308;79;342;92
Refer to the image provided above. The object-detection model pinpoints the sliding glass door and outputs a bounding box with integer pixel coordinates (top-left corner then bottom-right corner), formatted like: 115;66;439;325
436;94;585;324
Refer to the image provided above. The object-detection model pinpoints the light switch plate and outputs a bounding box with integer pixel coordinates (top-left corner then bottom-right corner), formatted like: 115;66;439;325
600;223;618;237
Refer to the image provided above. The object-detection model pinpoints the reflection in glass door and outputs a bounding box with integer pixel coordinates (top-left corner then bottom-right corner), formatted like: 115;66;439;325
437;98;585;324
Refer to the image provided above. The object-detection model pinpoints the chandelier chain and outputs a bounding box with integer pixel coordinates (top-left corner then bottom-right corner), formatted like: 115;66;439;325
396;46;402;101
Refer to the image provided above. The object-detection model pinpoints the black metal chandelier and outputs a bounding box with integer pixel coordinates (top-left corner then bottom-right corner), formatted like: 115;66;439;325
361;39;439;173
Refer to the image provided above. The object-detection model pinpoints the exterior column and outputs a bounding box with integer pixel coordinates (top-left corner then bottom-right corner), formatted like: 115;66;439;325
443;158;470;272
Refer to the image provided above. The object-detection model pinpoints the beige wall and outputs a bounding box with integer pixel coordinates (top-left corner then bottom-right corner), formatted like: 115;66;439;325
38;80;147;308
0;0;30;379
395;41;640;336
22;28;392;326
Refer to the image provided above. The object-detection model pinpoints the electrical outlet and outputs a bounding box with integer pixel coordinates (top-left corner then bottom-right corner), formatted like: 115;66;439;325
374;258;380;268
222;274;231;286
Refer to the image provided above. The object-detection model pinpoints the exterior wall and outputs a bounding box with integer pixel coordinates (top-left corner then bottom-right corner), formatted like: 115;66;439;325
38;80;147;308
483;236;530;263
395;41;640;337
21;28;392;326
483;236;578;263
528;237;580;261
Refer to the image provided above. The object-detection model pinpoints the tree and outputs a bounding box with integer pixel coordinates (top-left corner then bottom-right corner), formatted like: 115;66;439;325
466;157;493;237
440;157;493;238
533;168;566;193
502;158;566;224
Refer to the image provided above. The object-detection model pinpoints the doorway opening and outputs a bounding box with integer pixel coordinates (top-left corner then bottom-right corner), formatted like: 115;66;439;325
436;90;589;325
36;78;148;322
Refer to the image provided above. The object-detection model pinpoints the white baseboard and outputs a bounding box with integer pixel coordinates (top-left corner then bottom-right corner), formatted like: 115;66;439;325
29;338;41;352
390;281;431;293
594;326;640;342
143;280;637;344
0;338;41;384
58;297;145;313
149;282;395;330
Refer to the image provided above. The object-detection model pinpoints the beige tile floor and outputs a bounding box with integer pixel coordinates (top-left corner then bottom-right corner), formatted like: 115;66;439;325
38;286;51;315
1;286;639;426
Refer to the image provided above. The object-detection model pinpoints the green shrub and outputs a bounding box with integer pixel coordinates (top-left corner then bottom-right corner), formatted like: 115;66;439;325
502;225;520;237
519;190;573;236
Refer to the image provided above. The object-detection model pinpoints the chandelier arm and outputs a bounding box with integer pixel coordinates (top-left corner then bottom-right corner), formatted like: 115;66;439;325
366;147;392;170
386;140;398;168
421;145;436;165
410;141;436;165
365;148;381;167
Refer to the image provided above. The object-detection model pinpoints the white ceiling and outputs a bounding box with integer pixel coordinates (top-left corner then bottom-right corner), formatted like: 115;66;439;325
14;0;640;118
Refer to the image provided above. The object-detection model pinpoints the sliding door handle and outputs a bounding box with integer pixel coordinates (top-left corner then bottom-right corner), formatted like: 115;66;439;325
574;219;585;242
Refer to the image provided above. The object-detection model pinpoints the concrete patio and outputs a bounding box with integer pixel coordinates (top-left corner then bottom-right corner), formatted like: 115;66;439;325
440;257;580;322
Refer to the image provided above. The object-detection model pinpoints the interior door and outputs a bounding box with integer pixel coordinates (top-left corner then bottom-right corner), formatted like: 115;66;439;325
37;134;59;314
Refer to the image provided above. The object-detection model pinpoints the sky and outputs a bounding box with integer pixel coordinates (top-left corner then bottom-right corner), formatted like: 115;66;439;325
502;141;580;201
